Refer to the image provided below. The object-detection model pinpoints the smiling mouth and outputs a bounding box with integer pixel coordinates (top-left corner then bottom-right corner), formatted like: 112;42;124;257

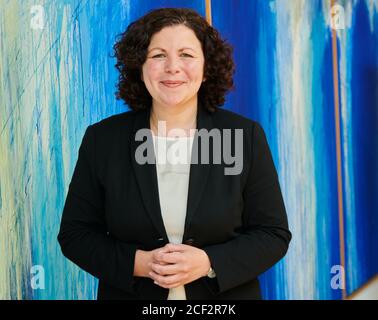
160;81;185;88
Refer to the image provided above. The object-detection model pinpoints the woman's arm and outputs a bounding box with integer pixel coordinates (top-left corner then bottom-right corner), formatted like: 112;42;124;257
202;121;292;294
57;125;140;294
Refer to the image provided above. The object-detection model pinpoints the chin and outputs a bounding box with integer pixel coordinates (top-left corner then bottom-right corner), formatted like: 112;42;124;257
159;98;186;107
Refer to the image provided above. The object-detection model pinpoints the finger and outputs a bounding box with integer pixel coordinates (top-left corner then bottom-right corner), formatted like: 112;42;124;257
158;251;184;264
149;271;181;286
164;243;186;252
151;257;169;265
153;250;182;264
152;248;172;261
150;262;179;275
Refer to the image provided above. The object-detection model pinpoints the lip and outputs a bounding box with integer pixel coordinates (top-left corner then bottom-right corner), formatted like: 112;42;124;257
161;81;185;88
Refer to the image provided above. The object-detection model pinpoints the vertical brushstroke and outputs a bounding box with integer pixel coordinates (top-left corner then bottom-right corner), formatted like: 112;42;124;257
205;0;212;25
347;0;378;295
324;0;378;297
0;0;34;300
335;0;359;297
274;0;319;299
330;0;346;300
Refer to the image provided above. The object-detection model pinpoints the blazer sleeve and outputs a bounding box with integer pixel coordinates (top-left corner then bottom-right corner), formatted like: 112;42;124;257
202;121;292;294
57;125;139;294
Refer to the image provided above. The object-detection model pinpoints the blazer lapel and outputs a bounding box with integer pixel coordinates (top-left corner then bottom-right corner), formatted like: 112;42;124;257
183;106;213;240
130;104;213;243
130;107;169;241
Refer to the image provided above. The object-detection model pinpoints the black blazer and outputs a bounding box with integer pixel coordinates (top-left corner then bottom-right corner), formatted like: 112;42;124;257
57;104;291;300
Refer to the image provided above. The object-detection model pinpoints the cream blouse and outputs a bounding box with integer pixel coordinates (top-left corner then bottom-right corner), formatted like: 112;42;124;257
152;134;195;300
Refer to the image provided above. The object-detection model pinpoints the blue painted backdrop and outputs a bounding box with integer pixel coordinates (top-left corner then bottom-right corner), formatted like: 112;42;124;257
0;0;377;299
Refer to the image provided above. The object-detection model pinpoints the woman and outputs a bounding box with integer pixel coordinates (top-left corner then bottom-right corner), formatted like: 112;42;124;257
57;7;291;300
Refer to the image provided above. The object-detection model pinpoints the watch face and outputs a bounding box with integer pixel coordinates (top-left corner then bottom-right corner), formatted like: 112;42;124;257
207;268;216;278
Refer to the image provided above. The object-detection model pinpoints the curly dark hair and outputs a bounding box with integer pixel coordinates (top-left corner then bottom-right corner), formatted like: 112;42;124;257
112;7;235;113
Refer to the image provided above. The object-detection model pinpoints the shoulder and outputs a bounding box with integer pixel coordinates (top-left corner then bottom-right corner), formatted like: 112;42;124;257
88;109;138;140
82;109;138;152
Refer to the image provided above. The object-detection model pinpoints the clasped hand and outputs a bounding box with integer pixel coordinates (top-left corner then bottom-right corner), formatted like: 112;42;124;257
148;243;211;289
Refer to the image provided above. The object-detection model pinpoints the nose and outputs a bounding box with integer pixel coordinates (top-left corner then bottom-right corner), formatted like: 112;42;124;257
164;56;181;74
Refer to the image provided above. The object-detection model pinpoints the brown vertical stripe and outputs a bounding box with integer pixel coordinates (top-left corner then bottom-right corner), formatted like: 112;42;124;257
205;0;212;26
330;0;347;300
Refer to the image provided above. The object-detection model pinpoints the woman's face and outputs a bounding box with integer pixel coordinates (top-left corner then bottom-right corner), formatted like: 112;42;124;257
141;24;205;110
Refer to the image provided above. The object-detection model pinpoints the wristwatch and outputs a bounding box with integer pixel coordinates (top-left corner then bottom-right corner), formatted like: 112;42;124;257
206;266;216;278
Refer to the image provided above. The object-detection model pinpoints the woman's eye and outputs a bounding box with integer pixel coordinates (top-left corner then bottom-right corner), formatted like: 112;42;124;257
151;53;193;58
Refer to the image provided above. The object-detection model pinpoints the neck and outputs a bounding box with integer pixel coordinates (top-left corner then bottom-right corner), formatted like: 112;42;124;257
150;99;198;137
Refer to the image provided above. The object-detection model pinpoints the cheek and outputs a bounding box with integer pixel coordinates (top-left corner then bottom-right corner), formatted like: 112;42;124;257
144;62;163;80
185;61;204;79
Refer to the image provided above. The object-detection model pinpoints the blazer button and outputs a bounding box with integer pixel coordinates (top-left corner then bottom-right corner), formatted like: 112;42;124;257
184;238;195;246
157;237;164;243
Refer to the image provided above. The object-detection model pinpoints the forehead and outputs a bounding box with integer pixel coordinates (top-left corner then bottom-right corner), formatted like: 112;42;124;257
148;25;202;49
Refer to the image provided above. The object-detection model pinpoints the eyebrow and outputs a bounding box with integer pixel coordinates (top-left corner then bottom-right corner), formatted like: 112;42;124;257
148;47;196;53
